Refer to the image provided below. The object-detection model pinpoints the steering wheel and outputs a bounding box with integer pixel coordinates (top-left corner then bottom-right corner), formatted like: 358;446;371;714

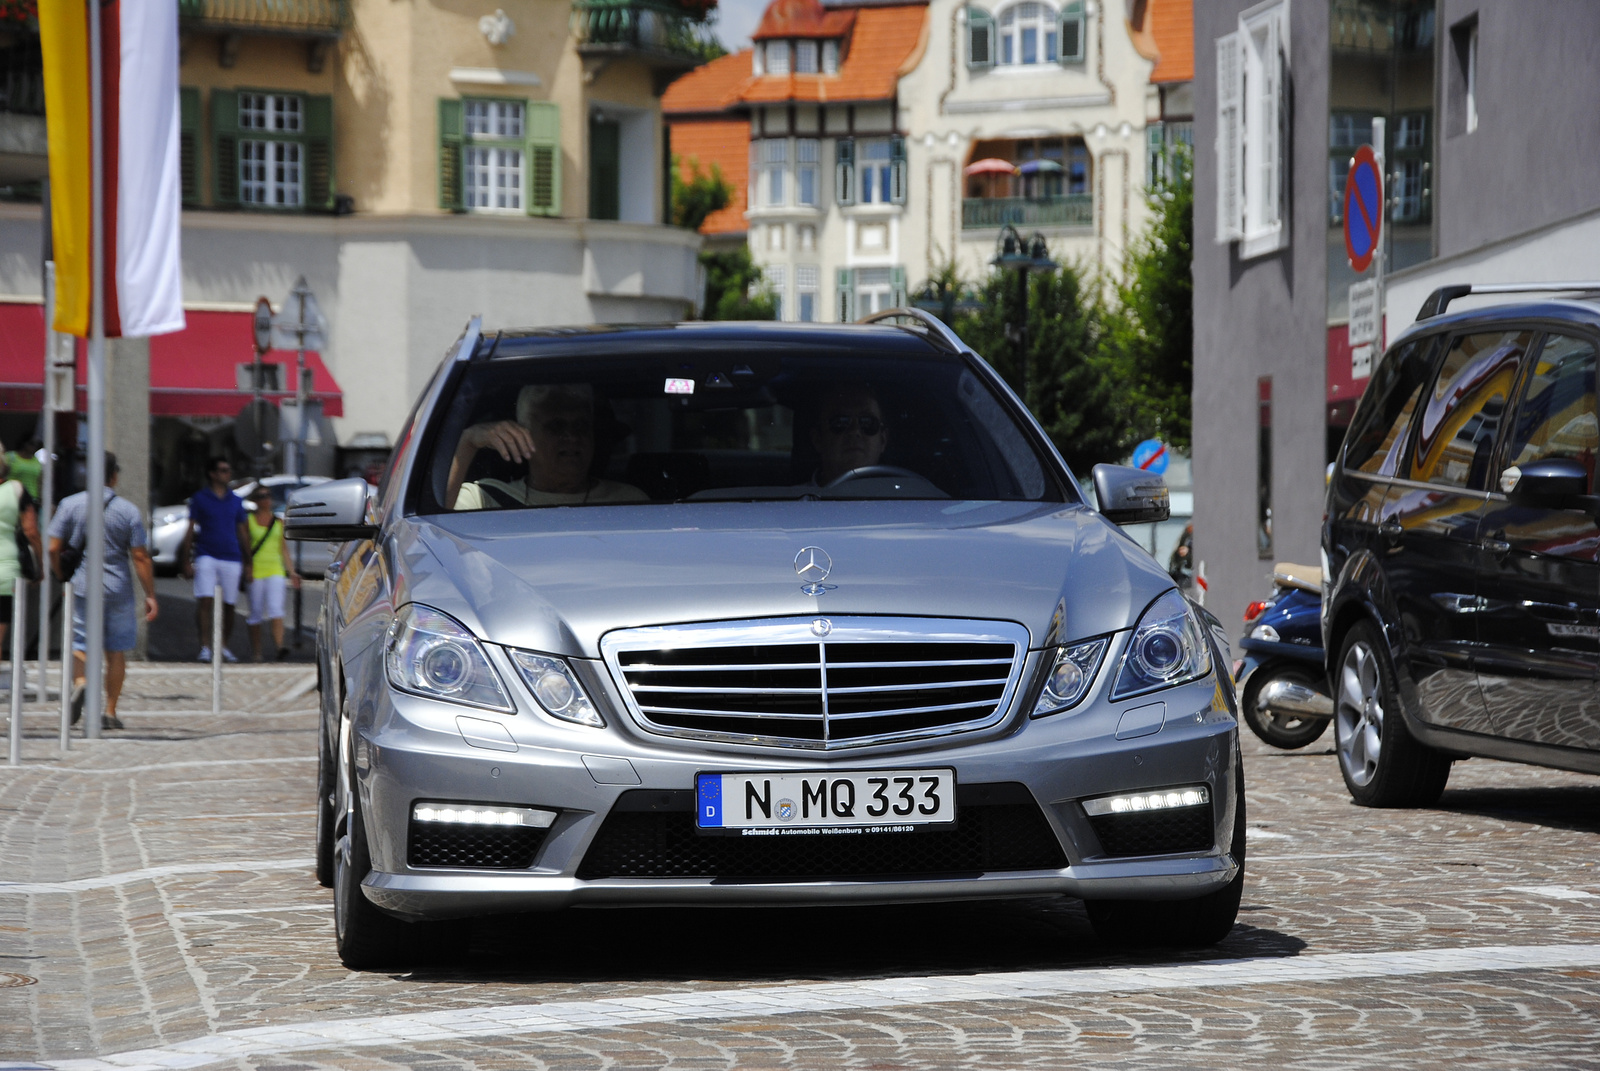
824;465;923;489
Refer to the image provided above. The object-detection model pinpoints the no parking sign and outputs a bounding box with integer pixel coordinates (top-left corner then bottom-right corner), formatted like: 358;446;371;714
1344;145;1383;273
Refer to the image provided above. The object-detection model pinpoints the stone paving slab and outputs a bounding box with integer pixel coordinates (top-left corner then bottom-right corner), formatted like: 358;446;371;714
3;666;1600;1068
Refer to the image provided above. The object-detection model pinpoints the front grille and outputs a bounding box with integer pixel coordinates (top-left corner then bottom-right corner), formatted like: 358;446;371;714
602;617;1028;749
1086;805;1214;857
408;821;552;869
577;783;1067;881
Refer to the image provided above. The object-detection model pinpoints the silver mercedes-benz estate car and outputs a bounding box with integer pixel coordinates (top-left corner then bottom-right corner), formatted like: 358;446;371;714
288;312;1244;969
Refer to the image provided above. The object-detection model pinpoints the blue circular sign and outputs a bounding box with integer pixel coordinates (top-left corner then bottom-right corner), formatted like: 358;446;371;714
1343;145;1383;273
1131;439;1169;475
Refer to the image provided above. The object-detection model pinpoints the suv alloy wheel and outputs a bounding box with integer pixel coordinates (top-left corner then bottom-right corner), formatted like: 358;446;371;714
1334;622;1451;807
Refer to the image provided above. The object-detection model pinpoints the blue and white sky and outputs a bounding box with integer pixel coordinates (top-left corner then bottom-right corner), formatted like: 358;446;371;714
712;0;768;49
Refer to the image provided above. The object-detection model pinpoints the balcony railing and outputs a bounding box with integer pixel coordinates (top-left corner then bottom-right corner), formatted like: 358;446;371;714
572;0;717;67
962;195;1093;231
177;0;349;36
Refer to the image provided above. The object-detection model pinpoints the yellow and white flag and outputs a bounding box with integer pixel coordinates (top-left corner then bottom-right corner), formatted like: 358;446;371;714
38;0;185;339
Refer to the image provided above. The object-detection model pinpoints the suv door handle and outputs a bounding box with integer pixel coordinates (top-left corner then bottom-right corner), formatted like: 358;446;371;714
1480;537;1511;557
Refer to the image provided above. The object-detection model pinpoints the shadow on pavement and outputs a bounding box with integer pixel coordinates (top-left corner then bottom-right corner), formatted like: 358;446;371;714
1437;783;1600;836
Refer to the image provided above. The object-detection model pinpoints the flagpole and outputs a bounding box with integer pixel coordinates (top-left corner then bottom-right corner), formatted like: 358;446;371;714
84;0;106;739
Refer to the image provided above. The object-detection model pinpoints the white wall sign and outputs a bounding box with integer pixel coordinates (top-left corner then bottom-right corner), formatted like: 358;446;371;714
1351;344;1374;381
1348;278;1380;347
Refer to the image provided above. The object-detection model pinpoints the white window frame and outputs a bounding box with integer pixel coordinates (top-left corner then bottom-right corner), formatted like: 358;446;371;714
859;138;892;204
462;100;527;213
997;2;1058;67
795;39;819;73
797;138;820;206
757;138;788;207
766;40;790;75
855;266;894;316
796;264;820;321
766;263;787;320
822;40;840;73
1215;0;1289;258
239;138;303;207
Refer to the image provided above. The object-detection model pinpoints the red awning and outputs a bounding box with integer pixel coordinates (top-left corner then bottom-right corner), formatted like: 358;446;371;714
0;302;343;418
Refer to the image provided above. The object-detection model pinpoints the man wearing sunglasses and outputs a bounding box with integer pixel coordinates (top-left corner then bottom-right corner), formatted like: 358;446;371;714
179;456;252;662
811;384;890;484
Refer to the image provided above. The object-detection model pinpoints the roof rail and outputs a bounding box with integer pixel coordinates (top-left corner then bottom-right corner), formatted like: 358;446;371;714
1417;283;1600;321
857;306;968;354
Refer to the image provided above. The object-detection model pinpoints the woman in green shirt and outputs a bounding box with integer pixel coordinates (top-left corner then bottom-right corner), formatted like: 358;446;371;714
245;487;300;661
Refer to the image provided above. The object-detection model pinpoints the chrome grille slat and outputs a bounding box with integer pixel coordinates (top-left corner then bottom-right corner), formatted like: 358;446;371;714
602;617;1030;750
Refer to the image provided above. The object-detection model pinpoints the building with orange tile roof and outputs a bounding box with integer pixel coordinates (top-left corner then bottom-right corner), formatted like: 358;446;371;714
665;0;930;320
1127;0;1195;183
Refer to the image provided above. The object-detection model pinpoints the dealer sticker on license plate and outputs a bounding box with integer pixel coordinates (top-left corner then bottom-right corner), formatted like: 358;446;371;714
695;769;956;835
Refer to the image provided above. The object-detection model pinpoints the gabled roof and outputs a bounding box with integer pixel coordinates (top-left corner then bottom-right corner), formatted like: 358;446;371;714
752;0;856;40
1146;0;1193;84
662;2;928;111
671;119;751;235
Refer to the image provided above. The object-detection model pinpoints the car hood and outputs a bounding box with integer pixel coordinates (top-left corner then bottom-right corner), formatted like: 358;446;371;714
397;500;1175;658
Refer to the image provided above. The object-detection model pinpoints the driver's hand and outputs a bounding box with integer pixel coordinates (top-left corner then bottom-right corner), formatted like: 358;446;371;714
462;420;535;464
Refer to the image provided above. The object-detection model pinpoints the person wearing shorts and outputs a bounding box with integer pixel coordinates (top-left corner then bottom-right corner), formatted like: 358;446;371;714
47;452;158;731
179;456;251;662
245;487;300;661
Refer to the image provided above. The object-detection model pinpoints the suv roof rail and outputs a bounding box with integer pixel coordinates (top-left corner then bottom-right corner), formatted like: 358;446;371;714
1417;282;1600;321
857;306;968;354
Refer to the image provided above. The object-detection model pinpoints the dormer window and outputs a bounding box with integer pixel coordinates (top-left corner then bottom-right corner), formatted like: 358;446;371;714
766;40;790;74
966;1;1086;70
795;39;818;73
823;40;839;73
1000;2;1057;65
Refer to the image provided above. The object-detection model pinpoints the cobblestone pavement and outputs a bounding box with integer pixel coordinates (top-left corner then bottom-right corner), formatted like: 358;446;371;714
4;667;1600;1069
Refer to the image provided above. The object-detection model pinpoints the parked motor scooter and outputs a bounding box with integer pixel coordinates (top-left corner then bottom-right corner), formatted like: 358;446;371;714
1233;563;1333;749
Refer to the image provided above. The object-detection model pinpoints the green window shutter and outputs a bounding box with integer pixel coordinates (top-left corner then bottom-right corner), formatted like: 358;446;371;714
890;136;907;204
966;7;995;69
1059;1;1086;64
438;98;464;212
179;86;200;207
211;88;239;208
836;267;853;321
526;101;561;217
304;94;334;211
891;266;906;307
835;138;855;206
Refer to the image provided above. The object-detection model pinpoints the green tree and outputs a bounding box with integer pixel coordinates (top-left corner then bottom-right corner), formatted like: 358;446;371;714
952;263;1139;474
1110;147;1194;451
699;246;777;320
671;155;733;231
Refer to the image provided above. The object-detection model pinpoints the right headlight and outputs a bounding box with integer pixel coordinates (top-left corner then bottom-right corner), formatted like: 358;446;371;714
1110;589;1212;700
385;604;514;712
508;650;604;728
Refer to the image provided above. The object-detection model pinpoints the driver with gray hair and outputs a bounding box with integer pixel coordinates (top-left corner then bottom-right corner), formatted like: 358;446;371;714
448;383;646;509
811;383;889;484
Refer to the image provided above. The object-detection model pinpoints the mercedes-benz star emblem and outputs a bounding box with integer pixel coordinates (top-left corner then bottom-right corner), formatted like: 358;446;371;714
811;618;832;637
794;546;833;596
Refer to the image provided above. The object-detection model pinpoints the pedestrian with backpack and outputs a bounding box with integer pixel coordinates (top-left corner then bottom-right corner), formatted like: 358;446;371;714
244;486;299;661
47;452;159;730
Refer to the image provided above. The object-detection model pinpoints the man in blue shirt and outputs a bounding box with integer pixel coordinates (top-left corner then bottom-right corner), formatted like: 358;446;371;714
178;456;252;661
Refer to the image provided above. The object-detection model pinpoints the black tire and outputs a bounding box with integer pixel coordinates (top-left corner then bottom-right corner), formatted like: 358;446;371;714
1333;621;1451;808
1241;665;1331;750
334;773;417;970
1086;759;1246;948
314;717;335;889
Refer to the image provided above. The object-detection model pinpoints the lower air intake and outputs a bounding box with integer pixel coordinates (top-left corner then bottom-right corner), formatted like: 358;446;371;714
408;821;551;869
1086;805;1214;857
577;783;1067;881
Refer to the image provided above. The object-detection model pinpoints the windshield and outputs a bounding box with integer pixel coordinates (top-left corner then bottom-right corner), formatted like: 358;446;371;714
414;345;1064;513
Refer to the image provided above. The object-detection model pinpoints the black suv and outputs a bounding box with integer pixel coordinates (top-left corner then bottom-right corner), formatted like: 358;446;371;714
1324;284;1600;807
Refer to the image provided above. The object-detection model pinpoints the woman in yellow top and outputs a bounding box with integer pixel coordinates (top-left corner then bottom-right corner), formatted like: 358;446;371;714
245;487;300;661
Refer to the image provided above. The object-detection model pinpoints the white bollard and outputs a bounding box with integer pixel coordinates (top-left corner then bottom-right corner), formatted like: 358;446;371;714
6;580;21;766
59;580;73;751
212;583;224;716
35;578;47;704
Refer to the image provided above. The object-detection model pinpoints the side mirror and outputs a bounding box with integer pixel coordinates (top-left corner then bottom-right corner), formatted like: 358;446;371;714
1503;458;1591;509
1093;464;1170;525
286;478;378;542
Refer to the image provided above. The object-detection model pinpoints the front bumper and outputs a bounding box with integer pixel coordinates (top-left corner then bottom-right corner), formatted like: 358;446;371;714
351;644;1241;920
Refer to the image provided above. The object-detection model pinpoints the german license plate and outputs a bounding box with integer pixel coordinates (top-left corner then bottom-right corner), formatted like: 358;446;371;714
695;769;956;835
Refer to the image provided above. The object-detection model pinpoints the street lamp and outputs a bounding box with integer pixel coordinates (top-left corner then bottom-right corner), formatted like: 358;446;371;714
990;225;1057;406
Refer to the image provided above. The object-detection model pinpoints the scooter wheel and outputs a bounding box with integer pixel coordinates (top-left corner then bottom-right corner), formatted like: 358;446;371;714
1242;667;1331;749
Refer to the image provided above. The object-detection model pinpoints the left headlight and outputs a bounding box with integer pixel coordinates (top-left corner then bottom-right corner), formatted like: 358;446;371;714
1110;589;1212;700
385;604;514;713
1031;637;1109;717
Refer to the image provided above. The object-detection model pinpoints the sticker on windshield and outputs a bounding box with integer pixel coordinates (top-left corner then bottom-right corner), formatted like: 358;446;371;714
665;378;696;395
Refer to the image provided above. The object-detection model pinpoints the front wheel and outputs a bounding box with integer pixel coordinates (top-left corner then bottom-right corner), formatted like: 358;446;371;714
1333;621;1451;807
1086;759;1246;948
333;773;415;970
1241;664;1331;750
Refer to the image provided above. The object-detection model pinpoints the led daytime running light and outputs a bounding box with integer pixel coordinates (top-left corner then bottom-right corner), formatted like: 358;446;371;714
411;802;556;828
1082;785;1210;817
